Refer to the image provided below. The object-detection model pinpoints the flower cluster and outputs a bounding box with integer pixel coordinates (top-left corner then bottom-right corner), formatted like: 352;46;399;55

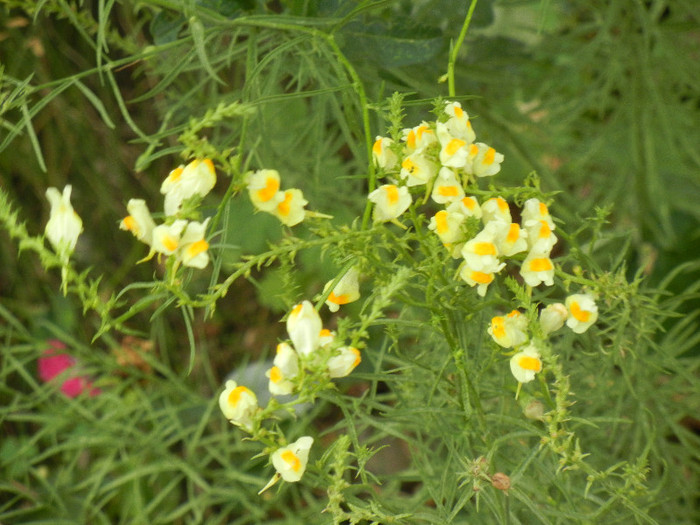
246;169;309;226
369;101;504;224
120;159;215;269
487;293;599;386
218;300;361;491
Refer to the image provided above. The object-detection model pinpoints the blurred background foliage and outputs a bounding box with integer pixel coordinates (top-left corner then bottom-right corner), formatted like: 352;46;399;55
1;0;699;523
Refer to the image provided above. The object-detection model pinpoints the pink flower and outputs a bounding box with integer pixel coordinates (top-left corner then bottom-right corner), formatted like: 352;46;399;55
38;340;101;398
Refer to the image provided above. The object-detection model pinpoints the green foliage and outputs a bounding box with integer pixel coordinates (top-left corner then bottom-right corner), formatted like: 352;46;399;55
1;1;699;524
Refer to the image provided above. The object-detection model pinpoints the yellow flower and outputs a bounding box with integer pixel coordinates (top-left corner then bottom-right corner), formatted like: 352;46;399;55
539;303;568;335
521;198;555;231
271;436;313;482
488;310;528;348
286;300;323;357
266;342;299;396
520;251;555;287
45;185;83;262
327;346;361;378
481;197;512;225
399;152;439;187
247;169;284;212
178;218;210;269
319;328;336;348
486;221;529;257
461;229;505;274
510;344;542;383
402;122;437;153
525;219;558;254
437;123;469;169
429;209;466;255
272;188;308;227
459;264;496;297
431;167;465;204
151;220;187;255
218;379;258;431
372;136;398;170
324;267;361;313
444;101;476;143
161;159;216;217
466;143;504;178
447;195;482;220
120;198;156;246
368;184;412;222
565;293;598;334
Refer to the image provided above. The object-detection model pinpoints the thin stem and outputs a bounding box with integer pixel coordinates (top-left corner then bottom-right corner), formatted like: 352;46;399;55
447;0;479;98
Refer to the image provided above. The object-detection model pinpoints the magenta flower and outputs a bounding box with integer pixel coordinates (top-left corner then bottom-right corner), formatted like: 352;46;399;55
37;340;101;398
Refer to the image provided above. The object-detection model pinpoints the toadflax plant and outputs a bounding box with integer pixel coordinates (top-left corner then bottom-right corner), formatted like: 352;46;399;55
0;2;697;524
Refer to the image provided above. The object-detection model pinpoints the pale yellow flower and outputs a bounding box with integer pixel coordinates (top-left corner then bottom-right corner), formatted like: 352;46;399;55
466;143;504;178
151;220;187;256
272;188;308;227
431;167;465;204
45;185;83;261
481;197;512;225
161;159;216;217
488;310;528;348
429;209;466;254
372;136;398;170
444;101;476;143
486;221;529;257
461;229;505;274
525;219;558;254
327;346;361;378
459;264;496;297
539;303;568;335
520;251;555;287
368;184;412;222
399;152;439;187
218;379;258;431
437;123;469;169
446;195;482;220
510;344;542;383
178;218;210;269
286;301;323;357
522;198;555;231
271;436;313;482
324;268;361;312
120;199;156;246
266;342;299;396
402;122;437;153
565;294;598;334
247;169;284;212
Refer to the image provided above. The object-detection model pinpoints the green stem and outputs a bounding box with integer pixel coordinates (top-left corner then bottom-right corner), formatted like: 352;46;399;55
447;0;479;98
